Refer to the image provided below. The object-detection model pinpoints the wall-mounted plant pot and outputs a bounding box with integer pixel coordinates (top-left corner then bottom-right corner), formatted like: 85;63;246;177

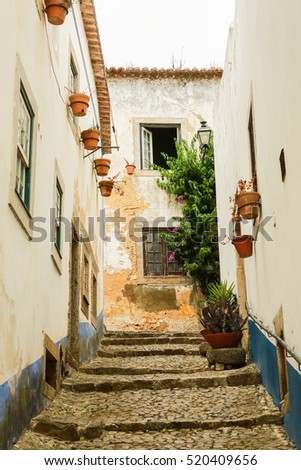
44;0;69;25
125;164;136;175
69;93;90;117
236;191;261;219
232;235;254;258
81;129;99;150
99;180;113;197
94;158;111;176
203;331;243;349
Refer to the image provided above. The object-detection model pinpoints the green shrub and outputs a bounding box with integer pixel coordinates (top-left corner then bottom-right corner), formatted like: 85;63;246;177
152;135;220;294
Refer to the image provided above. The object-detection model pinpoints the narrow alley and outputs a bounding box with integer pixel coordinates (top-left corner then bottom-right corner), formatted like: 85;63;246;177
13;331;294;450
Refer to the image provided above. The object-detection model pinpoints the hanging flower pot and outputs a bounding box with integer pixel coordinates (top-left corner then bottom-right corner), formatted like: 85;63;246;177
81;129;100;150
231;235;254;258
99;180;114;197
44;0;70;25
94;158;111;176
235;179;261;220
125;164;136;175
236;191;261;220
69;93;90;117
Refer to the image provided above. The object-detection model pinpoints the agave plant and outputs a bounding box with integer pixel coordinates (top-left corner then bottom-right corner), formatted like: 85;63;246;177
206;281;237;308
200;281;247;333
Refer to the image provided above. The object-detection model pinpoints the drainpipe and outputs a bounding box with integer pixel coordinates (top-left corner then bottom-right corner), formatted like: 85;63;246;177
234;220;250;359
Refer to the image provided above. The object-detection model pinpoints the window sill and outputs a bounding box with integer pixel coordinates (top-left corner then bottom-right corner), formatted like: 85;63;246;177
137;275;191;286
51;243;63;275
134;169;161;177
8;190;33;239
51;243;63;274
90;314;98;330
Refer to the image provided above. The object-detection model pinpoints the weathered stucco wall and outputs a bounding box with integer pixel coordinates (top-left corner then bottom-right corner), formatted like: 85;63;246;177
214;0;301;448
0;0;106;448
103;71;221;331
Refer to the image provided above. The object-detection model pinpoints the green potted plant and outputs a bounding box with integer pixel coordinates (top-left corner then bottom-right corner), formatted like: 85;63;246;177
199;281;247;348
44;0;71;26
235;178;261;220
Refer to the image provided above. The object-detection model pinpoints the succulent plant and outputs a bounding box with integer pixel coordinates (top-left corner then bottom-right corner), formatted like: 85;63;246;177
199;281;247;333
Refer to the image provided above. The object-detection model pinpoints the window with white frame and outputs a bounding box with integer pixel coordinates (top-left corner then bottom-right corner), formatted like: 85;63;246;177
140;124;180;169
16;83;34;209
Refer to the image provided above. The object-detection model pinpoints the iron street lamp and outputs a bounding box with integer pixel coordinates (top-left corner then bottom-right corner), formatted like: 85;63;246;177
197;121;212;155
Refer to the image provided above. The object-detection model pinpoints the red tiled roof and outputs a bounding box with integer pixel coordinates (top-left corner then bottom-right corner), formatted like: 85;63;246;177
106;67;223;80
80;0;111;151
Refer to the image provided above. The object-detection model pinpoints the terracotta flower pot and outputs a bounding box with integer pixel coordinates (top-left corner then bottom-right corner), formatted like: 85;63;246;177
69;93;90;117
203;331;243;349
232;235;254;258
125;164;136;175
201;328;211;338
94;158;111;176
236;191;261;220
45;0;69;25
99;180;113;197
81;129;99;150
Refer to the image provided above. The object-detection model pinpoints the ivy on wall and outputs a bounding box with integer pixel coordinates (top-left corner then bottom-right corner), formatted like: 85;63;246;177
152;135;220;294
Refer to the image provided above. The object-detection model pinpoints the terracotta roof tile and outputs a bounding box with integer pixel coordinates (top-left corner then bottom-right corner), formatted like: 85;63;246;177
106;67;223;80
80;0;111;151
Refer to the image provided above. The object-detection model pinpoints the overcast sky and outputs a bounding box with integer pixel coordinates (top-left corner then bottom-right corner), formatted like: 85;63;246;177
95;0;235;69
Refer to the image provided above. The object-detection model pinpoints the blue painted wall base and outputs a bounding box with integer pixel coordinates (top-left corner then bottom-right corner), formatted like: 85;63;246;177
0;310;104;449
249;320;301;449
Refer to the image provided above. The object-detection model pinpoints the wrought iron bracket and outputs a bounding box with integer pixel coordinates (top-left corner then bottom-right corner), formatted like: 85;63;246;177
83;146;120;159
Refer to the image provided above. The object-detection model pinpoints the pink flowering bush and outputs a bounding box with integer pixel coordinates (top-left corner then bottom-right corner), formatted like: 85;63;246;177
151;136;219;294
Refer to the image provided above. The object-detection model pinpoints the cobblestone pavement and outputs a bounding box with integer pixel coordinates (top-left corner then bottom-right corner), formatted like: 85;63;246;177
13;331;296;450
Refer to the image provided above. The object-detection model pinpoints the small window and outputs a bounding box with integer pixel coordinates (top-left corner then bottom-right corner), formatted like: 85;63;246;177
69;56;78;125
91;272;98;328
248;105;256;178
82;253;89;317
43;333;60;400
15;83;34;209
54;179;63;252
70;56;78;93
140;124;180;169
143;228;182;276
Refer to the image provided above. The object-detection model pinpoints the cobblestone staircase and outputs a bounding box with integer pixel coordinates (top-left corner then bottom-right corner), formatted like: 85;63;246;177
13;331;295;450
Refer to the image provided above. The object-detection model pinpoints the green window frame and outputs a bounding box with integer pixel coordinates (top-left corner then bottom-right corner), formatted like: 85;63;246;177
54;179;63;252
16;82;34;209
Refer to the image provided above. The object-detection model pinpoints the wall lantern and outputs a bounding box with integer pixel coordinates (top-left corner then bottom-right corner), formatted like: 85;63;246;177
197;121;212;155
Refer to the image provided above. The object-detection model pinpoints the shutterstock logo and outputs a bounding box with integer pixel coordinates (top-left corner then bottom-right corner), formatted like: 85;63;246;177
28;208;274;244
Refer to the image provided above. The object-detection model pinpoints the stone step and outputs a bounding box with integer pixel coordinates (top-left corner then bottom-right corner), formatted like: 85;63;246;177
63;364;261;393
26;385;283;442
101;336;203;346
14;423;295;450
98;344;201;358
104;330;202;339
80;353;207;375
